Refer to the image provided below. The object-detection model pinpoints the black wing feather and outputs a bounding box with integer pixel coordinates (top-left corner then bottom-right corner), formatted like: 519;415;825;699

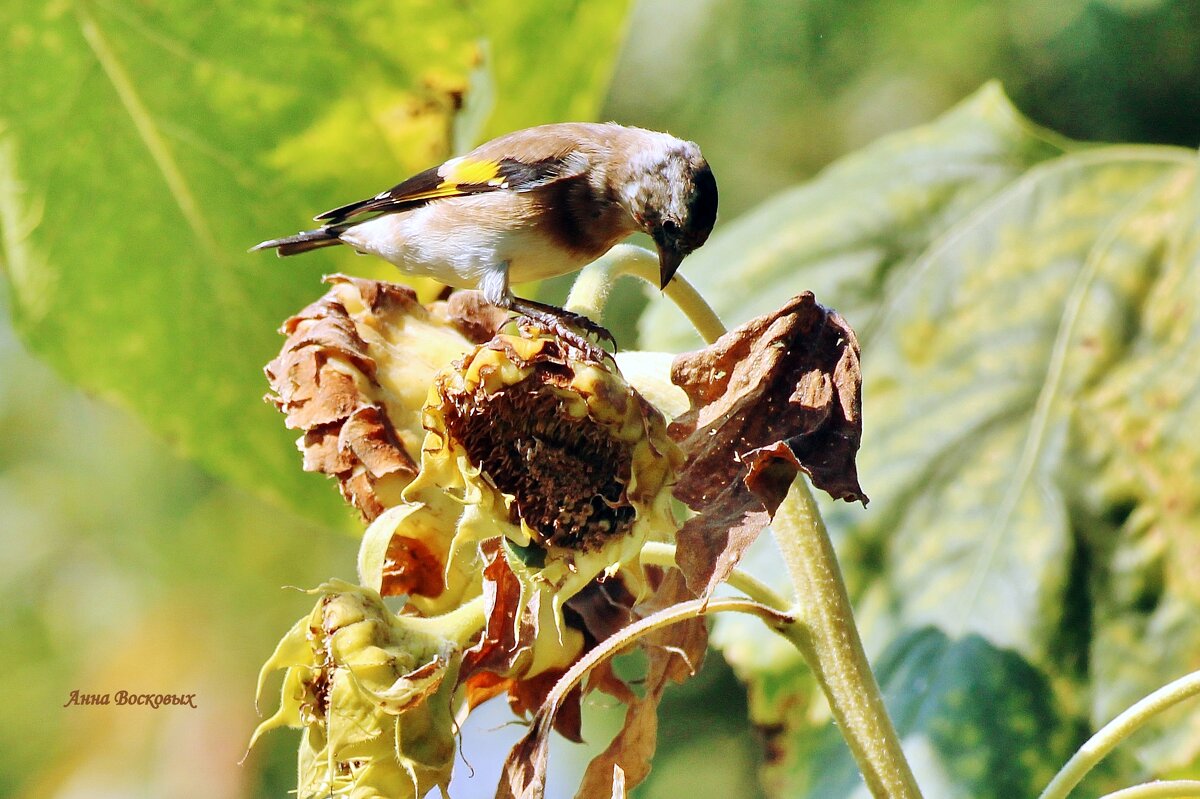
315;165;446;222
314;154;585;223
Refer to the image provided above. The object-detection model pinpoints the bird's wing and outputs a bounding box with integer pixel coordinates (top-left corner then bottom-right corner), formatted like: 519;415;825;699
314;141;593;223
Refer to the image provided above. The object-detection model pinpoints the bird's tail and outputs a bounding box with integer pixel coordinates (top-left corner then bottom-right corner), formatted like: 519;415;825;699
250;225;347;256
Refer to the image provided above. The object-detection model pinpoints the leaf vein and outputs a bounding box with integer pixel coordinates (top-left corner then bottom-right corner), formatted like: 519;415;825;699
76;0;219;258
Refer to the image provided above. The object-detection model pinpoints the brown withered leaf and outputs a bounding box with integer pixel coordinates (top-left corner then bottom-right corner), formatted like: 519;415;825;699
497;717;552;799
564;579;637;647
575;570;707;798
460;543;583;742
496;569;706;799
585;659;638;707
561;581;640;708
265;276;421;521
669;292;865;596
674;484;774;604
512;670;583;745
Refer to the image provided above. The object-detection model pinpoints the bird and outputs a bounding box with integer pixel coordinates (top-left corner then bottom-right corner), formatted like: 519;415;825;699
252;122;718;353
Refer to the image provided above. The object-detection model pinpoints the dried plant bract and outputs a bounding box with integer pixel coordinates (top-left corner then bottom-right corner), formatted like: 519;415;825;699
669;292;866;595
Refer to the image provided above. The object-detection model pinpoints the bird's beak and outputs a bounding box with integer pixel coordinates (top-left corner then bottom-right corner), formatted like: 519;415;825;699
656;241;684;290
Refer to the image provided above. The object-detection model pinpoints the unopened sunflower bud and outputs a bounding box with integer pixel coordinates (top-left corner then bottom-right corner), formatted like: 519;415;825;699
250;580;484;799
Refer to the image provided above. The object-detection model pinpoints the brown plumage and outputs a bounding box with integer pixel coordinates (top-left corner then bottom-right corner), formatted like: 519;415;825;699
253;123;718;350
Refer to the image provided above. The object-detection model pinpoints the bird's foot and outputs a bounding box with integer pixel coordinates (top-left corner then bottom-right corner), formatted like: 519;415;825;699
507;297;616;362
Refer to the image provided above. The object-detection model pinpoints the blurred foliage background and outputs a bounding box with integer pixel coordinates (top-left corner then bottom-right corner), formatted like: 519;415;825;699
3;1;1200;797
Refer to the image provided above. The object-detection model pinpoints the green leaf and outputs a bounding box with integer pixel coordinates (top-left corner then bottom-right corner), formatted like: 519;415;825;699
638;82;1075;352
768;629;1077;799
680;83;1200;793
858;146;1190;661
1076;163;1200;770
852;150;1200;780
0;0;628;528
467;0;632;140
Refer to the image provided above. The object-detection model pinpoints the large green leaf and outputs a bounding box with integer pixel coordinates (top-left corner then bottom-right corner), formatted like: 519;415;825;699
670;85;1200;796
0;0;628;529
859;147;1189;658
638;82;1074;352
1078;164;1200;770
775;629;1078;799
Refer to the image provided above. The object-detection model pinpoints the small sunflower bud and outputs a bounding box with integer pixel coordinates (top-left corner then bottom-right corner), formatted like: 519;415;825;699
250;581;483;799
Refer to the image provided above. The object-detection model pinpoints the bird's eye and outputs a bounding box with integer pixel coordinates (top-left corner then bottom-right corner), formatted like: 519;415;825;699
662;220;680;236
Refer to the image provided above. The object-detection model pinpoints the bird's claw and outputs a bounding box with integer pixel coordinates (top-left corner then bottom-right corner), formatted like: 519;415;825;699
507;299;616;362
552;308;618;351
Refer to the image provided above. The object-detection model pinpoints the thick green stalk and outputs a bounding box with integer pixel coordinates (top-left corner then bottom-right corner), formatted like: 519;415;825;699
773;476;923;799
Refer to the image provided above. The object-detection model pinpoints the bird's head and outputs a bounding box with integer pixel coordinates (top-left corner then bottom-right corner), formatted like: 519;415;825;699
622;137;719;289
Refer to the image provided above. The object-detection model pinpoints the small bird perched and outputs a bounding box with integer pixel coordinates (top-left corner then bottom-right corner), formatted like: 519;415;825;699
253;122;717;351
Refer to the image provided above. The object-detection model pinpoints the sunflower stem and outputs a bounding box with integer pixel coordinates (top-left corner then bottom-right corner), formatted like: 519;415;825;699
541;596;792;719
772;475;923;799
564;244;727;344
639;541;791;612
1097;781;1200;799
1038;670;1200;799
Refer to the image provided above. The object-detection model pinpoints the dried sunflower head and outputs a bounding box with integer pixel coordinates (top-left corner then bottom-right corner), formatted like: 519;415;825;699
265;276;485;520
261;272;869;799
359;329;682;674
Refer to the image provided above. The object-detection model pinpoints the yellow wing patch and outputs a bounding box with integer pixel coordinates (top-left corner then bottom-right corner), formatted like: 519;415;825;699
439;156;509;189
315;154;537;222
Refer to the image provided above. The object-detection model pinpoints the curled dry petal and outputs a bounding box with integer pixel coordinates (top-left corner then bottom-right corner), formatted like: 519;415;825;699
669;292;866;595
459;542;641;745
461;541;541;690
265;275;484;520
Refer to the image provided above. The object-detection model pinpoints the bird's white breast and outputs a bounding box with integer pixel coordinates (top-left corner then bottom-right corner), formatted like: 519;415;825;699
337;194;594;290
